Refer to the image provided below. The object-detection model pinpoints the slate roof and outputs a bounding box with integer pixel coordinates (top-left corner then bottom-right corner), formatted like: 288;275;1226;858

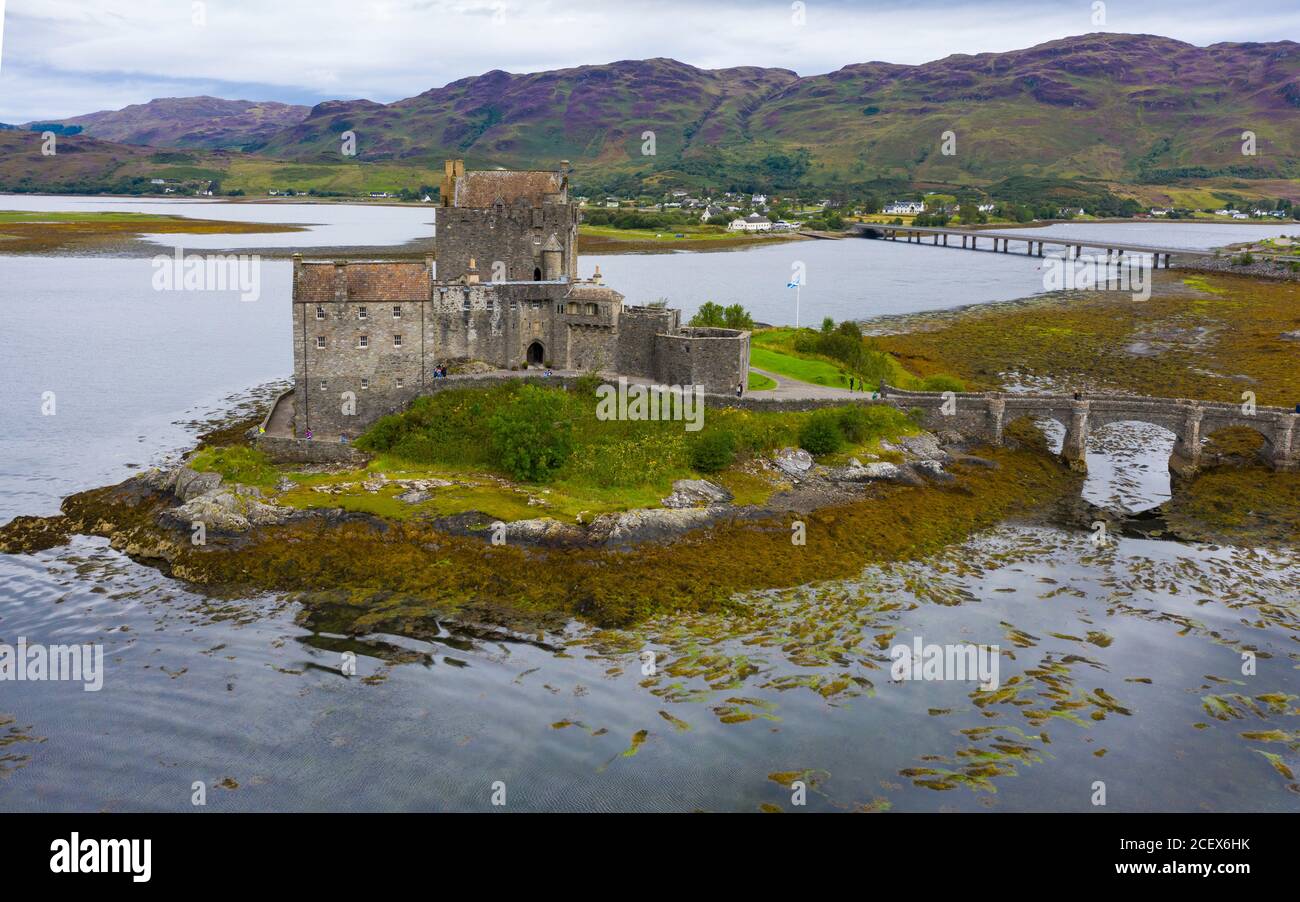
296;261;430;302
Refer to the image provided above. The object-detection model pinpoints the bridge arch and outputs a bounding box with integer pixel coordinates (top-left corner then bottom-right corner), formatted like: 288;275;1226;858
1200;424;1275;467
1083;419;1179;511
1003;414;1067;455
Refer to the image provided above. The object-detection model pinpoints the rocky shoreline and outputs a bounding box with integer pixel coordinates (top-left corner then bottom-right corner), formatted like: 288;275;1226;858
0;428;987;557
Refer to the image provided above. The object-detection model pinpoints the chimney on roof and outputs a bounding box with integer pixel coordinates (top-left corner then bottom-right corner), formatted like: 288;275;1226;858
333;260;348;302
465;256;480;285
592;265;602;285
441;159;465;207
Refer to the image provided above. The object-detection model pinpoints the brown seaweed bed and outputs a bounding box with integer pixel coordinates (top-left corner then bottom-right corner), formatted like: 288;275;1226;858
1;445;1077;629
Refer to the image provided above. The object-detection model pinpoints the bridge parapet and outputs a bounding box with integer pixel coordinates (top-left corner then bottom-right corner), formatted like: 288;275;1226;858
879;384;1299;472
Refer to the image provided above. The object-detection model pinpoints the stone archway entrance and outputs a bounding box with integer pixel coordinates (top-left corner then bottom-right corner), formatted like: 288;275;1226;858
527;341;545;366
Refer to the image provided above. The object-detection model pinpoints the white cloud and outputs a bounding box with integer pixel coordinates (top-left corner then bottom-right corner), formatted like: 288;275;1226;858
2;0;1297;122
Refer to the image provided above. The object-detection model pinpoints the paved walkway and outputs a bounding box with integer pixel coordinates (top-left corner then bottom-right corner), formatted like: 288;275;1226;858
265;392;296;437
748;367;860;400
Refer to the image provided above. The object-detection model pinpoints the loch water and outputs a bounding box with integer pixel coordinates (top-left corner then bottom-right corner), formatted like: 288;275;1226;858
1;198;1296;811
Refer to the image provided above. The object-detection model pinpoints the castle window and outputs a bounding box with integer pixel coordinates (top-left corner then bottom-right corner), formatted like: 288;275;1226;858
358;306;368;320
485;296;494;311
462;295;471;311
315;305;325;320
393;334;403;348
509;301;518;311
392;305;402;318
566;302;580;315
358;335;369;349
319;380;327;391
360;378;369;390
316;336;326;349
395;377;403;389
585;303;598;316
534;267;542;281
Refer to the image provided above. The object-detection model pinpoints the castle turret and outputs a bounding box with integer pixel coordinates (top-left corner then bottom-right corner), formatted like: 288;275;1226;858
542;235;564;281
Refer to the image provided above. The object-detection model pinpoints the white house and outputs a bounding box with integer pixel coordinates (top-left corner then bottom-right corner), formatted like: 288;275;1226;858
977;203;996;213
883;201;925;215
729;214;773;232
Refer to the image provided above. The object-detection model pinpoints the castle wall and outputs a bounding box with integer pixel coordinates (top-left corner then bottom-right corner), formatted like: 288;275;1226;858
616;307;679;378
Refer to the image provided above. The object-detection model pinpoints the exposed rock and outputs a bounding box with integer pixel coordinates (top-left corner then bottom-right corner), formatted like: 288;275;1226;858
899;433;948;462
1281;331;1300;342
161;488;293;534
588;506;728;546
504;517;586;545
832;461;923;485
173;468;223;502
772;447;814;479
397;488;432;504
950;453;999;469
661;479;733;508
914;459;955;483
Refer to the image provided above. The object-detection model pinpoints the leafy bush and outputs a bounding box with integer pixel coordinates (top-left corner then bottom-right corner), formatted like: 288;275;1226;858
574;371;604;397
488;385;574;482
799;410;844;456
838;405;909;444
689;429;736;473
790;327;892;389
691;302;755;329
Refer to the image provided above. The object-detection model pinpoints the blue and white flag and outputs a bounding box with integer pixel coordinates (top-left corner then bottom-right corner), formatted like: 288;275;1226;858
786;279;801;288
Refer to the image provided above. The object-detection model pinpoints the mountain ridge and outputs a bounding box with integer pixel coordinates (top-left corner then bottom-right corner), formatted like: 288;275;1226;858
17;33;1300;194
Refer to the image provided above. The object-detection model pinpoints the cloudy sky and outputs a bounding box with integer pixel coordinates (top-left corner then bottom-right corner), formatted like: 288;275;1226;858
1;0;1296;122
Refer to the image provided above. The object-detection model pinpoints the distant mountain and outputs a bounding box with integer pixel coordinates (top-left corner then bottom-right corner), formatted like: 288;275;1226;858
30;96;310;150
256;59;799;173
0;130;169;193
250;33;1300;189
10;34;1299;196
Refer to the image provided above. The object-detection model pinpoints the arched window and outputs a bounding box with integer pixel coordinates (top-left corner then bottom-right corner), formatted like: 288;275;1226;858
534;267;542;281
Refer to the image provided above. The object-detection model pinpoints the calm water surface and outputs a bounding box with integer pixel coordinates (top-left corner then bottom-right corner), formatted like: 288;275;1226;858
1;197;1296;811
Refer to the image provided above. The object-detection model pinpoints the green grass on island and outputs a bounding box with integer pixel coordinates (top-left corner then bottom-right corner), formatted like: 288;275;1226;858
750;326;965;393
188;379;921;524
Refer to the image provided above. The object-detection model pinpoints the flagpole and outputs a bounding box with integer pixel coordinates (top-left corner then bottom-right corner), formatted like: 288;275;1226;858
796;284;801;329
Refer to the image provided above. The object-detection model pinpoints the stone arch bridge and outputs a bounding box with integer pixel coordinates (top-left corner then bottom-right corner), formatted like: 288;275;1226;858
879;385;1299;475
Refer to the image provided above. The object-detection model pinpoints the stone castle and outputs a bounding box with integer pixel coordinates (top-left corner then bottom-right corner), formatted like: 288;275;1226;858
290;160;750;436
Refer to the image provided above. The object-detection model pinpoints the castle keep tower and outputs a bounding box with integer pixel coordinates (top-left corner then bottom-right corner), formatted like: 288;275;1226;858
435;158;578;283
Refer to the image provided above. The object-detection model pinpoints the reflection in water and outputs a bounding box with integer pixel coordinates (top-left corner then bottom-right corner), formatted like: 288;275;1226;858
1084;422;1176;514
1;509;1296;811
